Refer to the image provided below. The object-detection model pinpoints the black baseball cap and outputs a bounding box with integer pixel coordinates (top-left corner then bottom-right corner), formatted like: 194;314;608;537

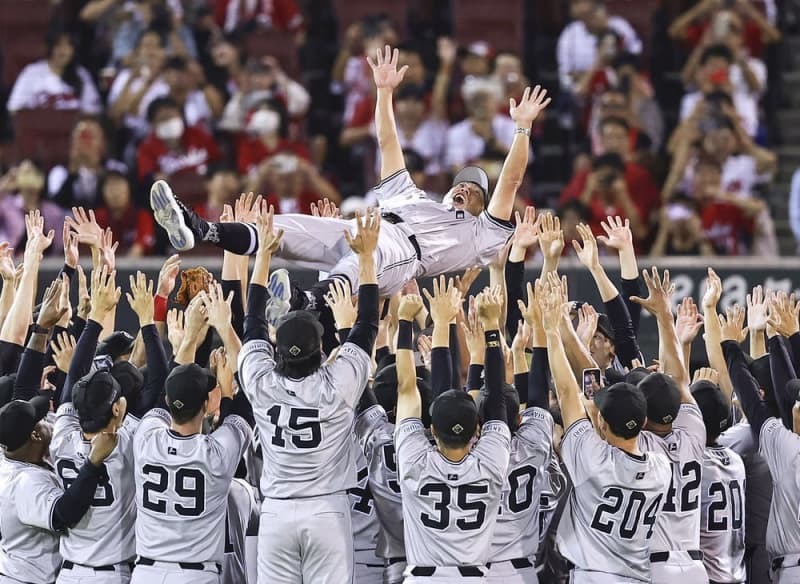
110;361;144;404
165;364;217;414
0;374;17;408
430;389;478;443
691;380;732;435
594;382;647;438
624;366;651;386
638;372;681;425
275;311;323;359
596;313;615;343
787;379;800;403
0;395;50;451
372;364;432;426
452;166;489;202
96;331;136;361
72;370;122;432
476;383;520;431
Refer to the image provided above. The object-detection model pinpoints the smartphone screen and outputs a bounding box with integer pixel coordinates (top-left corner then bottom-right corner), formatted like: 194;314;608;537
582;368;602;400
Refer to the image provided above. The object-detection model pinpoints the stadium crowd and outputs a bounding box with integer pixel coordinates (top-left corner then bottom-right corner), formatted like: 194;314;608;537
0;0;788;258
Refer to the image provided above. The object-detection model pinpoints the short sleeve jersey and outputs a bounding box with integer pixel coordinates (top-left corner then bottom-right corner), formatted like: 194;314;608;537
557;419;672;582
372;170;515;277
638;404;707;553
133;409;252;563
238;339;371;498
395;418;511;566
759;418;800;557
51;404;139;565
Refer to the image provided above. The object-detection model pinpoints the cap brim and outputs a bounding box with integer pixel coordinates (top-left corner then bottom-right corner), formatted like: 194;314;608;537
29;395;50;423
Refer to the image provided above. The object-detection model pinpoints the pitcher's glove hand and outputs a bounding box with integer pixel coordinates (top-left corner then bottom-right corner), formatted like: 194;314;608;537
175;267;213;308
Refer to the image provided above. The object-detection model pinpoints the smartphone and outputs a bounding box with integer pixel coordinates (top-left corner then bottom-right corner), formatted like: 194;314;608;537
582;368;602;400
92;354;114;372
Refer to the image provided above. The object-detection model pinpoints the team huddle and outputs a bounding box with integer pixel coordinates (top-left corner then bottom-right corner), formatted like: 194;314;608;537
0;43;798;584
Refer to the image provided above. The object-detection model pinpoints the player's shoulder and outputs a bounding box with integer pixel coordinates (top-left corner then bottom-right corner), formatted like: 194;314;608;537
705;445;745;471
134;409;171;439
355;405;392;440
518;407;554;437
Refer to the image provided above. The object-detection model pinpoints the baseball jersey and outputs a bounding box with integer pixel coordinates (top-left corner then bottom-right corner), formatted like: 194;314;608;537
638;403;706;553
557;419;672;582
491;407;553;562
0;458;63;583
238;338;371;499
395;417;511;566
348;442;380;554
132;408;252;563
222;478;259;584
355;405;405;560
699;445;746;583
50;404;138;566
373;170;515;276
719;421;772;547
758;417;800;557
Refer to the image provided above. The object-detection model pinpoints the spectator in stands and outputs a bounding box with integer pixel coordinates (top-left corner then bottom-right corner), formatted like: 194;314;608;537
557;199;592;256
0;161;65;255
559;152;651;244
669;0;780;59
107;0;197;65
202;32;245;101
7;29;101;114
789;168;800;253
460;41;493;77
94;172;154;257
214;0;304;37
137;96;221;185
650;195;715;257
244;152;340;213
47;116;128;210
445;77;516;176
219;57;310;131
237;98;309;177
491;51;530;109
201;164;241;222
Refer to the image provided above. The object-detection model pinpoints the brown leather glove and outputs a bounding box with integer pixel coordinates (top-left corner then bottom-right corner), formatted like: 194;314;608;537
175;267;213;307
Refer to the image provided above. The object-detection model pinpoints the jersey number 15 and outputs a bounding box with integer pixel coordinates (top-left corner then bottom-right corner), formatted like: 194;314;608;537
266;405;321;449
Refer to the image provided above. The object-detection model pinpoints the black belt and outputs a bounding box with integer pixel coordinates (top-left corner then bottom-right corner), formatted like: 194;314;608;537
62;560;118;571
650;550;703;563
137;557;222;574
411;566;485;577
387;557;406;565
380;212;422;261
510;557;534;569
772;555;800;570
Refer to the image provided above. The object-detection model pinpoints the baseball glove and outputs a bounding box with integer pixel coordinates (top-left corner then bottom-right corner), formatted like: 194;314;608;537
175;267;214;307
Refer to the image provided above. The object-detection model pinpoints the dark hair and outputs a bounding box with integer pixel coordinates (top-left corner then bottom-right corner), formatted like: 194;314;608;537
45;29;83;97
146;96;181;123
591;152;625;173
434;430;473;449
668;193;700;214
136;27;166;50
599;115;629;134
395;83;426;102
612;51;639;71
695;154;723;173
557;199;592;222
704;90;734;109
169;401;205;425
700;44;734;67
275;350;323;379
397;42;422;60
164;55;189;72
252;97;290;138
207;161;238;177
402;149;425;174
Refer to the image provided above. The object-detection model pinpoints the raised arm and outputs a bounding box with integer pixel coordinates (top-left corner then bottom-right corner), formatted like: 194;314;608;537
342;209;380;354
746;285;770;360
204;282;242;367
368;45;409;181
506;207;538;340
701;268;735;401
478;288;507;424
487;86;550;221
0;243;17;328
675;297;704;373
424;276;462;398
396;294;425;422
244;204;284;344
537;213;564;278
175;294;209;366
519;280;550;410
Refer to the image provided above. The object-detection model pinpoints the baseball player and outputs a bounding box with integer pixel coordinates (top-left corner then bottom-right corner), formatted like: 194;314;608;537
348;443;383;583
691;376;746;584
393;285;510;581
223;478;260;584
150;45;550;298
131;363;253;584
237;207;379;583
539;279;672;584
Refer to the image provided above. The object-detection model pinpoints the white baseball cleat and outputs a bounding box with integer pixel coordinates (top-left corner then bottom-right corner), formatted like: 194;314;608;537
150;180;195;251
265;269;292;326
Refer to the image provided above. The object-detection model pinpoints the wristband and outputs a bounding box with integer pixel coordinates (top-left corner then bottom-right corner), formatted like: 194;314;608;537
398;320;414;350
515;127;531;136
154;295;168;322
485;330;501;348
32;323;51;336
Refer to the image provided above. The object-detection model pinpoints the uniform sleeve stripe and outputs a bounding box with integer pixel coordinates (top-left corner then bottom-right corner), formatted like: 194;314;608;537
375;169;406;188
484;211;515;231
562;418;590;443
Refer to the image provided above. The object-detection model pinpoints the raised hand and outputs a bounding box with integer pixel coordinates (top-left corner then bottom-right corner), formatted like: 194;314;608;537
0;242;14;281
166;308;185;349
325;279;357;329
67;207;103;249
512;207;539;252
311;198;341;219
675;297;704;345
719;305;748;344
572;223;600;270
509;85;551;128
213;348;235;399
511;321;532;353
345;208;381;256
76;265;91;319
56;274;72;328
398;293;424;322
367;45;408;91
417;334;433;370
702;267;722;313
476;287;503;329
518;280;543;326
255;203;284;254
126;272;155;325
538;278;565;332
454;267;481;298
24;210;55;259
423;275;462;325
37;275;69;328
692;367;720;386
98;228;118;271
234;192;263;223
746;285;771;332
50;331;76;373
203;282;234;331
537;213;564;263
157;254;181;298
89;265;121;321
597;216;633;253
184;293;209;338
630;267;675;318
461;296;486;360
63;223;79;268
576;303;599;349
768;291;800;338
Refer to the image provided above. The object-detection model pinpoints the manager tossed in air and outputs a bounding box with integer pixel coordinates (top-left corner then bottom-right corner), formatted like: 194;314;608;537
150;45;550;300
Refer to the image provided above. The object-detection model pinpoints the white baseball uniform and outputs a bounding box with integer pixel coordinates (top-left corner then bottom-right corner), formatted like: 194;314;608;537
395;418;511;583
50;404;139;584
238;337;372;584
557;419;672;583
131;408;252;584
638;404;709;584
699;445;746;583
487;407;554;584
222;478;259;584
758;418;800;584
349;444;383;584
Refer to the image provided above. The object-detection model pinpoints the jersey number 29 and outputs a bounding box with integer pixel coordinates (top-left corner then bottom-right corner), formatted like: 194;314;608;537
142;465;206;517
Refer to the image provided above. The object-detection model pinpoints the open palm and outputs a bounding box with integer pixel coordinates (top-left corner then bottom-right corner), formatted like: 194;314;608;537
509;85;551;127
367;45;408;90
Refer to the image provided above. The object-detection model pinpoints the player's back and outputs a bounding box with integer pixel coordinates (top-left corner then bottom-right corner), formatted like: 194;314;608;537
395;418;510;567
222;478;259;584
699;445;746;583
638;404;706;552
491;407;553;562
758;417;800;557
356;405;405;560
348;442;380;556
133;409;251;564
50;404;138;566
558;419;672;582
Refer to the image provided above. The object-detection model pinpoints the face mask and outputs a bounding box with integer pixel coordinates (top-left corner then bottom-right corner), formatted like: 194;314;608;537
248;110;280;135
155;117;184;141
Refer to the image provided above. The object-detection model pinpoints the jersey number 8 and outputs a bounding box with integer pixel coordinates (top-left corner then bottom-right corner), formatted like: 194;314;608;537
142;465;206;517
57;460;114;507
